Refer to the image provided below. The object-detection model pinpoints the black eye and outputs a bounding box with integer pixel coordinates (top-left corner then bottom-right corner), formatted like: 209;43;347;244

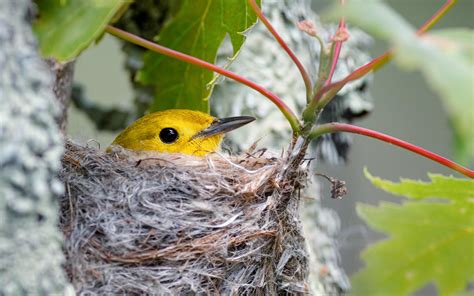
159;128;179;144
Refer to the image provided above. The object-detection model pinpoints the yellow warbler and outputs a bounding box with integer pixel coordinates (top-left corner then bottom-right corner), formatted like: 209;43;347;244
110;109;255;156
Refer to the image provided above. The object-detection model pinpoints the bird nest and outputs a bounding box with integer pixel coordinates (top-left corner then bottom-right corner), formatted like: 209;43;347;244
60;140;311;295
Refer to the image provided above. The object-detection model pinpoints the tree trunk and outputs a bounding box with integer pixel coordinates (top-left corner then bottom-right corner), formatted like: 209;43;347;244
0;0;70;294
44;59;75;134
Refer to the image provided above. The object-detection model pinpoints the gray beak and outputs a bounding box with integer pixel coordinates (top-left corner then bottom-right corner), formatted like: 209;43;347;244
193;116;255;139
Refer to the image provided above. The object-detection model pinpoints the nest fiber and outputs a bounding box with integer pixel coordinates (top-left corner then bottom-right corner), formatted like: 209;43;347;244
60;141;310;295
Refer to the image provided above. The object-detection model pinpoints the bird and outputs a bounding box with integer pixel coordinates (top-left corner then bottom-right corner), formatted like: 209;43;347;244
109;109;255;156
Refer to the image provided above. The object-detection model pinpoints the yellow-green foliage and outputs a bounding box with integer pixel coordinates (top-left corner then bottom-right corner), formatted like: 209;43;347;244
352;169;474;295
34;0;129;60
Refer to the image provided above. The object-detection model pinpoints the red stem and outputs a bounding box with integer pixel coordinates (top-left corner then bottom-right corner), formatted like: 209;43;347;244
248;0;313;100
302;52;391;120
324;0;346;87
417;0;456;34
320;52;391;105
310;123;474;179
313;0;456;106
105;25;301;132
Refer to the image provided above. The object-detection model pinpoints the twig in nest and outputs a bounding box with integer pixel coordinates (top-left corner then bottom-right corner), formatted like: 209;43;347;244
63;154;82;167
86;139;101;150
135;157;174;167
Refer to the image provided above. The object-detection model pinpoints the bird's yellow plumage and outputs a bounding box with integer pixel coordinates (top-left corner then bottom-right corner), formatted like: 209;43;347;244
110;109;254;156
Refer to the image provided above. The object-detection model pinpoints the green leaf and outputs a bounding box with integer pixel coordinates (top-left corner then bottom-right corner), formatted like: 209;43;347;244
34;0;129;61
364;168;474;202
352;171;474;296
137;0;260;113
327;1;474;163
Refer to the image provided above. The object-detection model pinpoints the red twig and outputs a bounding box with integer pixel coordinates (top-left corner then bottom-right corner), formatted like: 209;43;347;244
310;123;474;179
325;0;346;87
311;0;456;108
248;0;313;100
318;52;391;107
417;0;456;34
105;25;301;132
302;52;391;121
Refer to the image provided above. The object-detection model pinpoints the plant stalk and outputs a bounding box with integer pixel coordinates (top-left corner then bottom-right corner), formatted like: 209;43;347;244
303;0;457;120
105;25;301;132
324;0;346;88
417;0;456;34
310;123;474;179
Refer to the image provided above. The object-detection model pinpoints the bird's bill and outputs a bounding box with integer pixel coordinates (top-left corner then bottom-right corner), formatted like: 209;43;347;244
193;116;255;139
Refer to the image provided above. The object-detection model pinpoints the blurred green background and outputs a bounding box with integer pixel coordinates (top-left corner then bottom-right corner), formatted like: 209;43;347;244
68;0;473;280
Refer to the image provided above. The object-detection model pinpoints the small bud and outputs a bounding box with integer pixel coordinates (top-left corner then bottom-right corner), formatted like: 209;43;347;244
330;179;347;200
297;20;317;37
331;27;350;42
315;173;348;200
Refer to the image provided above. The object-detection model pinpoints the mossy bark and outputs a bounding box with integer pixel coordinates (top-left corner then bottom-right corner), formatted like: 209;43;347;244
0;0;70;294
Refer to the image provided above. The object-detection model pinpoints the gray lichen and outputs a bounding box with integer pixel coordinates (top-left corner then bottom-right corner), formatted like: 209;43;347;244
0;0;69;294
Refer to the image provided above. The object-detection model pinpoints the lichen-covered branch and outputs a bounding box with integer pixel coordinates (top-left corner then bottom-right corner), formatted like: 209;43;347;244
0;0;69;294
44;59;75;134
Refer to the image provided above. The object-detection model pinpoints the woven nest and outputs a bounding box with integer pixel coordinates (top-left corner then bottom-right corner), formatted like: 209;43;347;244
60;141;311;295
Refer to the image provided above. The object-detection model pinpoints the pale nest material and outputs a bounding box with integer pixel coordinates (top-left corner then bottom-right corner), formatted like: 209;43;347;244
60;141;311;295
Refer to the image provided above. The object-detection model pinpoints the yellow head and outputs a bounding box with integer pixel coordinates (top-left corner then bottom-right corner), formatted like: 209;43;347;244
110;109;254;156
